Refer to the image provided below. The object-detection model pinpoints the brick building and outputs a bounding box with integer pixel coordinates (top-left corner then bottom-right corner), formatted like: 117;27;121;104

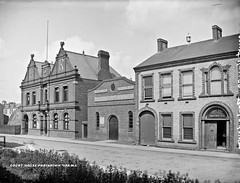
134;25;239;152
20;42;120;138
87;77;135;143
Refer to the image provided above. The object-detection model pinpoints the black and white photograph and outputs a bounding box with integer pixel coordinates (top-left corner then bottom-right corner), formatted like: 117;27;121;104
0;0;240;182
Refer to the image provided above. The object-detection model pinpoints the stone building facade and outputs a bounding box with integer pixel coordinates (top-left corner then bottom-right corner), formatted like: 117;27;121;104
134;25;239;152
20;42;120;138
87;77;135;143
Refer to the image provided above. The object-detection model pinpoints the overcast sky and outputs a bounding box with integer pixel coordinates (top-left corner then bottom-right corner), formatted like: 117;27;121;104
0;0;239;104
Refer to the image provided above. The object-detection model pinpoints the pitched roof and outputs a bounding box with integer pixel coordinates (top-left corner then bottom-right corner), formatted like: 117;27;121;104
135;34;239;69
66;51;121;80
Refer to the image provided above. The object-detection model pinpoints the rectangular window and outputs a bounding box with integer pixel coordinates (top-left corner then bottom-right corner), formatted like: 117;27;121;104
160;73;172;99
162;114;172;139
223;71;227;94
63;86;68;101
55;87;59;102
26;93;30;106
143;75;153;100
182;71;193;97
32;91;36;105
182;114;194;140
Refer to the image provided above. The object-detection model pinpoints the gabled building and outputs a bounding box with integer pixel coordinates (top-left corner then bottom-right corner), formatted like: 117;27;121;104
134;25;239;152
87;77;135;143
20;42;120;138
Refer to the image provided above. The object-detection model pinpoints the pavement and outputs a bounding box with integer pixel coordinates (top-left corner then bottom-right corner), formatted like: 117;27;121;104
1;133;239;159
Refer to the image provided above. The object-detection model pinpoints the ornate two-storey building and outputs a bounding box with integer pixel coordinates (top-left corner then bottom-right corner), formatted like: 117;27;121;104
20;42;120;138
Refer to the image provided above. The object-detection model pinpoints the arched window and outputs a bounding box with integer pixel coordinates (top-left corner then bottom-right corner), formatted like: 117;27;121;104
210;66;222;95
128;111;133;131
53;113;58;129
96;112;100;130
64;113;69;130
32;114;37;128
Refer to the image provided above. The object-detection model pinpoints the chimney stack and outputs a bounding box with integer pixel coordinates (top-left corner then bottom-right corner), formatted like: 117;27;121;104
157;38;168;52
212;25;222;40
98;50;112;80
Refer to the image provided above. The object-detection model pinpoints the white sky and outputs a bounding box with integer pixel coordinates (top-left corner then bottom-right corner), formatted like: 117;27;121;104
0;0;239;103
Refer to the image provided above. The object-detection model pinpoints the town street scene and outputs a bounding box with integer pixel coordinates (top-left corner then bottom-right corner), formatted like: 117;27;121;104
0;0;240;182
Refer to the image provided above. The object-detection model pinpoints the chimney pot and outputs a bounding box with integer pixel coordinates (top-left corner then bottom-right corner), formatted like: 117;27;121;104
98;50;111;80
212;25;222;40
157;38;168;52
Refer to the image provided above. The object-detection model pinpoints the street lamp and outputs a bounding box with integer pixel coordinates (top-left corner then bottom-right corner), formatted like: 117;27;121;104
38;100;50;136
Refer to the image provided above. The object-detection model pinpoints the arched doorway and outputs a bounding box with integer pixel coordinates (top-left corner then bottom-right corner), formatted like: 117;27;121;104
23;114;29;134
139;111;155;145
109;115;118;140
201;105;230;150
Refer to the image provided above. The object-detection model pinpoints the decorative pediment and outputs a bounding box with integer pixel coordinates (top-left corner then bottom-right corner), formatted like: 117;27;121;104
50;42;74;76
23;54;41;82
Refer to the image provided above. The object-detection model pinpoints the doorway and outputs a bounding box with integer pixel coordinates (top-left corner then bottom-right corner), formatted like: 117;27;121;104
139;111;155;145
109;115;118;140
23;114;28;134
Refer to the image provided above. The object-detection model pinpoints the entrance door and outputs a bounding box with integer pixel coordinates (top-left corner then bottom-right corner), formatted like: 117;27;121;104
140;111;155;145
205;122;217;149
217;121;226;147
109;116;118;140
24;115;28;134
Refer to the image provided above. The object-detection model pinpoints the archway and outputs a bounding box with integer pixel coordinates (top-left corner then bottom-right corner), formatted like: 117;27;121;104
109;115;118;140
23;114;29;134
139;110;155;145
200;103;232;150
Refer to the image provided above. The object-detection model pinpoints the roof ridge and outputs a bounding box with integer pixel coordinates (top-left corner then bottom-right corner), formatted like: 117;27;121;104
66;50;98;59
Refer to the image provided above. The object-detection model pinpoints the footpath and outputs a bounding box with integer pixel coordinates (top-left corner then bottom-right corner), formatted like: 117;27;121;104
1;133;239;159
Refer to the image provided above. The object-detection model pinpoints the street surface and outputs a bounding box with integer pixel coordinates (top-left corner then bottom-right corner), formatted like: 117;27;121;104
1;134;240;182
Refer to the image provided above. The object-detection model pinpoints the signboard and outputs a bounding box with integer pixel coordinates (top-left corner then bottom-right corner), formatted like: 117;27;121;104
207;109;226;118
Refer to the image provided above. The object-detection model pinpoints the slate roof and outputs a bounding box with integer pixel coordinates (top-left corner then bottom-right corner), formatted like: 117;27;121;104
66;51;121;80
135;34;239;69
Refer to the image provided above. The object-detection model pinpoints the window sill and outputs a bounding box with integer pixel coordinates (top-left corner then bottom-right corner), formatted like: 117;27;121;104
199;93;234;98
158;139;175;143
178;97;196;101
178;140;197;144
158;98;175;102
140;99;155;103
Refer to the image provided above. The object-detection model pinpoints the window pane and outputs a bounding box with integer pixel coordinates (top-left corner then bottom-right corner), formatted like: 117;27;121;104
224;71;227;94
183;114;193;127
162;74;171;85
162;87;171;97
144;76;152;86
211;81;221;94
183;85;193;97
183;128;193;140
163;127;171;138
211;67;221;80
145;88;152;98
163;115;171;126
182;71;193;85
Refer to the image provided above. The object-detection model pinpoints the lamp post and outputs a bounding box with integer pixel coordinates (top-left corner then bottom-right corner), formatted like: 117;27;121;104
38;100;50;136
